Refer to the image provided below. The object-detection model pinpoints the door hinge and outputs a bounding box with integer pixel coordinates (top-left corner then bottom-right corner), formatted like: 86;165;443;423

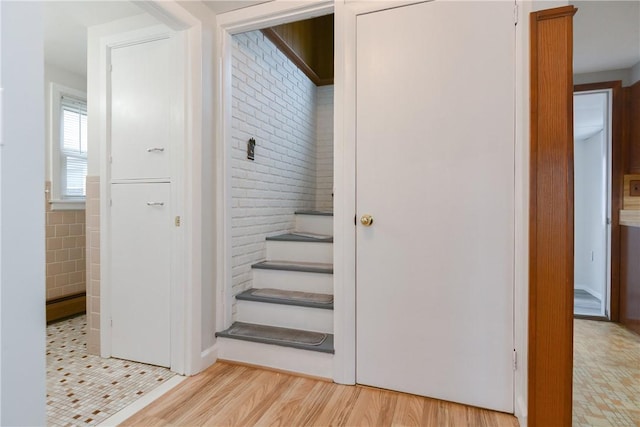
110;318;113;327
110;64;113;72
513;349;518;370
514;3;519;26
110;199;113;207
175;216;181;227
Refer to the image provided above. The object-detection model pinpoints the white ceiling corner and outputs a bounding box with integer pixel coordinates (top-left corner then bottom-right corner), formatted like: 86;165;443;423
573;1;640;74
44;1;145;78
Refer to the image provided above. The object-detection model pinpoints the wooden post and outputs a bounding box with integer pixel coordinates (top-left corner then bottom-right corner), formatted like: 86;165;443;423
529;5;577;427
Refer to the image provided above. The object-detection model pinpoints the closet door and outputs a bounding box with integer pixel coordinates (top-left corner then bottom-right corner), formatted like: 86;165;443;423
110;37;174;181
111;182;171;367
355;1;515;412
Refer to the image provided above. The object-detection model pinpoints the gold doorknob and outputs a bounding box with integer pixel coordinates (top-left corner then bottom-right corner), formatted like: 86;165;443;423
360;214;374;227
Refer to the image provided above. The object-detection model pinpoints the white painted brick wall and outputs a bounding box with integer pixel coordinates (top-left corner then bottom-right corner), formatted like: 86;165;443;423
231;31;319;301
316;85;334;210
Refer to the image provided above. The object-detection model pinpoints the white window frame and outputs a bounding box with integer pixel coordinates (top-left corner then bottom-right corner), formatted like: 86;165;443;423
49;83;87;210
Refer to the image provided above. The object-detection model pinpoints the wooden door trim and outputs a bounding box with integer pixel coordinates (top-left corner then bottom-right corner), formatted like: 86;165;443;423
574;81;623;322
529;5;577;427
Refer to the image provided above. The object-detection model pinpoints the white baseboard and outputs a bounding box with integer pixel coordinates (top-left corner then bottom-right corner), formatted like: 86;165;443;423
199;343;218;373
516;396;527;427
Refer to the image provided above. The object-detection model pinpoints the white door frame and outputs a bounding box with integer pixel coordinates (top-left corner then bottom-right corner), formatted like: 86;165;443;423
99;2;213;376
573;87;613;318
214;0;335;371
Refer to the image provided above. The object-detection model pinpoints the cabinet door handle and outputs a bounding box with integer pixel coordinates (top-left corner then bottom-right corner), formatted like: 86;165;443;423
146;147;165;152
146;202;165;206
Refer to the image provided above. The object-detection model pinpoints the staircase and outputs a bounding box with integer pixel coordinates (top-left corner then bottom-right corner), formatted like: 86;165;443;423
216;210;334;378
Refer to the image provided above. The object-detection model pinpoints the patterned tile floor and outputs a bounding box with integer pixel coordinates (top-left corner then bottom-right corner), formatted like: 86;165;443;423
47;315;175;427
574;319;640;427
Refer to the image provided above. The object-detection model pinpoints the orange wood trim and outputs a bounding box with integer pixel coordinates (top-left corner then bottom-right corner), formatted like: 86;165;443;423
628;81;640;174
620;226;640;335
622;87;632;173
46;292;86;323
529;5;577;427
261;28;325;86
574;81;623;322
534;6;578;20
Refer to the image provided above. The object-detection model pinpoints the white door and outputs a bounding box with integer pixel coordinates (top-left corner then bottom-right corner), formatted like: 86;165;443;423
111;182;171;367
356;1;515;412
110;37;173;181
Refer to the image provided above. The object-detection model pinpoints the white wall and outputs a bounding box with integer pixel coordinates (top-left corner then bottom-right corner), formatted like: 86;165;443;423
574;130;607;300
44;63;86;182
574;68;632;87
316;85;333;210
632;61;640;85
0;1;46;425
230;30;318;302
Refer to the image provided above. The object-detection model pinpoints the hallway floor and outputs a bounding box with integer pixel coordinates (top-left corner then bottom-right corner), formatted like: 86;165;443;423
121;362;519;426
47;315;175;427
573;319;640;426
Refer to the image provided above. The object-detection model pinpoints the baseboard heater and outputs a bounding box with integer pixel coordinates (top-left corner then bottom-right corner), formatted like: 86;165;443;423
46;292;86;323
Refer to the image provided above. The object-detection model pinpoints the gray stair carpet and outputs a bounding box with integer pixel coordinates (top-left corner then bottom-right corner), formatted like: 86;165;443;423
295;210;333;216
236;288;334;309
252;260;333;274
216;322;335;354
266;233;333;243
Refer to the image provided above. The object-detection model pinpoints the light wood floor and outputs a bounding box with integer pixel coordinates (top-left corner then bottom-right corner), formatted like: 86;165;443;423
122;362;519;426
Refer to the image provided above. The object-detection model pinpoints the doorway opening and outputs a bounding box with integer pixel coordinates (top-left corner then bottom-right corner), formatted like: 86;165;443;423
216;13;336;377
573;89;612;319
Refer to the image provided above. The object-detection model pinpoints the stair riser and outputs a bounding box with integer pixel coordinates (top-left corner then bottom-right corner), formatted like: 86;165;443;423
236;300;333;333
266;241;333;264
252;269;333;294
295;215;333;235
217;337;333;379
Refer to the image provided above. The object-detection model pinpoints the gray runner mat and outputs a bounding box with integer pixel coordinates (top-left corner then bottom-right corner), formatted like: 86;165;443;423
252;288;333;304
226;322;327;346
291;232;333;239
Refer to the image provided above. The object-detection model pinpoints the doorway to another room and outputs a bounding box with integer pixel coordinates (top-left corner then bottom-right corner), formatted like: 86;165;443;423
215;12;336;377
573;89;612;319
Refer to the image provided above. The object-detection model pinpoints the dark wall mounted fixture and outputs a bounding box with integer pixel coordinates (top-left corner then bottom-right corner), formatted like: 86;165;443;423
247;138;256;161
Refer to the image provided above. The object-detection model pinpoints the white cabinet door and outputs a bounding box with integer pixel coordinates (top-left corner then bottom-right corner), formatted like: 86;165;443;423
356;1;515;412
111;182;171;367
110;37;174;181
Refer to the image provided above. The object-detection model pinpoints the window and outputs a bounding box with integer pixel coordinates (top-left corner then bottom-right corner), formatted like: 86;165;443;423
60;97;87;198
49;84;87;210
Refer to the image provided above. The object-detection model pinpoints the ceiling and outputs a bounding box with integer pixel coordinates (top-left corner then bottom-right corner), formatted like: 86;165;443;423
43;1;274;78
43;1;640;81
573;1;640;74
44;1;145;78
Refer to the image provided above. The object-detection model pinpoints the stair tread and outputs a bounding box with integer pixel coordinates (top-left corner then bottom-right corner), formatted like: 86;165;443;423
236;288;334;309
216;322;334;354
295;210;334;217
266;233;333;243
252;260;333;274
